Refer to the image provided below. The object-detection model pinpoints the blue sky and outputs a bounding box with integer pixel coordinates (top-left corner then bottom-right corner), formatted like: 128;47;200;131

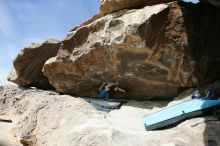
182;0;200;3
0;0;99;82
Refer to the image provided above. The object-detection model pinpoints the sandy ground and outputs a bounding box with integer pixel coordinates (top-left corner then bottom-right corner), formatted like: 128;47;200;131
0;121;20;146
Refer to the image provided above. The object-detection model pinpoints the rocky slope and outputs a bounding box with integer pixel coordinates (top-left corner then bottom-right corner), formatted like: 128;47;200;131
0;86;219;146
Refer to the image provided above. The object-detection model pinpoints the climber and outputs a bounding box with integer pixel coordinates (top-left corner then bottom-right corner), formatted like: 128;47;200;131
191;89;201;99
99;79;126;100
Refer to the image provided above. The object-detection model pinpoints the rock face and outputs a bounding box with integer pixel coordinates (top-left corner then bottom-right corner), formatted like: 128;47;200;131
42;2;220;99
1;86;220;146
43;3;191;99
8;1;220;99
100;0;175;15
8;39;60;89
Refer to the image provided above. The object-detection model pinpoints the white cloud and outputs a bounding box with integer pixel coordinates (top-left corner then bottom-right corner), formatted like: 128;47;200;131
181;0;200;4
0;1;15;36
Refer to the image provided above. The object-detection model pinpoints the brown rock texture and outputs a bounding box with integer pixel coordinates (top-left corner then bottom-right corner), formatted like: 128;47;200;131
100;0;175;15
8;39;60;89
42;2;220;99
8;1;220;100
43;3;189;99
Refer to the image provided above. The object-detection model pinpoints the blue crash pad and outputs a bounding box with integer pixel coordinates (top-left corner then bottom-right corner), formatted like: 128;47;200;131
143;98;220;130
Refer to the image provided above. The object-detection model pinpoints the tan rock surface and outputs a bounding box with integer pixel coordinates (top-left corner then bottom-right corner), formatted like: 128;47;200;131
0;121;21;146
43;3;195;99
100;0;175;15
0;86;219;146
8;39;61;89
69;0;176;32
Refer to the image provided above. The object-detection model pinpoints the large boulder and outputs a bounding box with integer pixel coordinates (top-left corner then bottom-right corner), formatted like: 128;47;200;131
0;86;220;146
8;39;61;89
43;2;220;99
100;0;175;15
43;3;184;99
